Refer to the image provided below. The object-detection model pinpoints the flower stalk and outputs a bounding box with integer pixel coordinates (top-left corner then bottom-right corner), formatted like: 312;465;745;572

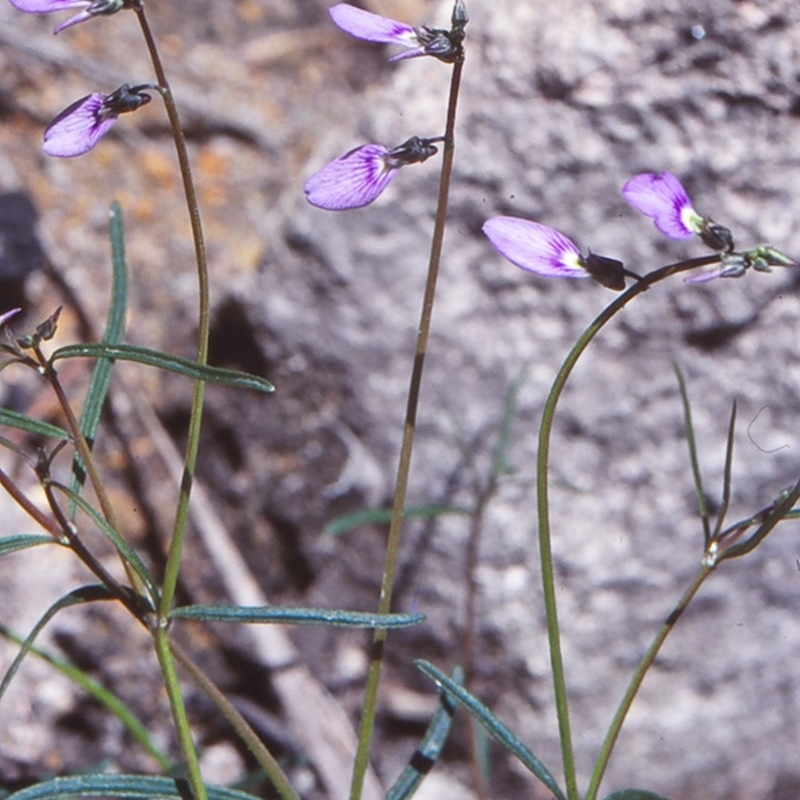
349;37;466;800
535;254;721;800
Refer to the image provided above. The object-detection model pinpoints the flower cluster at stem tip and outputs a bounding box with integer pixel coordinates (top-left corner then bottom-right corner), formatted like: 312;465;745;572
7;0;152;156
304;1;467;210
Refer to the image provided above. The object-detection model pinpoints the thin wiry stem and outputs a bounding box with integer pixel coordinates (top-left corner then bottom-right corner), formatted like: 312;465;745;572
536;254;721;800
134;7;210;800
349;53;466;800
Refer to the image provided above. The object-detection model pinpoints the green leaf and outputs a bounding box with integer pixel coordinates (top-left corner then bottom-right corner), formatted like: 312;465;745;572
710;400;737;540
50;343;274;393
0;408;70;441
0;585;114;704
325;504;471;535
69;201;129;512
415;660;566;800
170;605;424;628
385;666;461;800
4;774;262;800
0;535;56;557
47;481;158;607
0;626;170;771
603;791;672;800
674;364;710;544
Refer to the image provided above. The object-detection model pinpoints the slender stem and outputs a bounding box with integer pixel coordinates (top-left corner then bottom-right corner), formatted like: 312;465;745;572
134;8;210;799
535;254;720;800
584;564;713;800
349;56;465;800
34;346;122;541
170;640;303;800
153;627;206;800
33;346;148;597
0;466;63;539
134;4;210;619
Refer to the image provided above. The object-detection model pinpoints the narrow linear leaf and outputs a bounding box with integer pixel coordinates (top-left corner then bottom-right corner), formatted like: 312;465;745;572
170;605;424;628
326;504;471;535
51;343;274;393
4;774;262;800
673;364;710;543
0;585;114;704
711;400;737;540
70;200;129;511
48;481;158;607
0;535;56;557
385;666;462;800
0;409;70;441
0;626;170;771
603;791;672;800
415;660;566;800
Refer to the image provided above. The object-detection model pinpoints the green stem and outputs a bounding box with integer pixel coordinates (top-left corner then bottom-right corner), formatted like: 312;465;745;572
536;254;720;800
153;627;206;800
134;8;210;799
584;564;713;800
134;4;210;620
349;55;465;800
170;640;302;800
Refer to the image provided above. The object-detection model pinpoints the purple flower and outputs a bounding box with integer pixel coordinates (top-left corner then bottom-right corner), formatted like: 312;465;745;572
7;0;127;34
304;136;442;211
622;172;703;240
483;216;628;290
42;83;152;157
0;308;21;328
329;2;467;63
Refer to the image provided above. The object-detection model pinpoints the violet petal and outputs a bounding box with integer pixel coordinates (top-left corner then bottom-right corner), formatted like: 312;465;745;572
42;93;117;157
329;3;418;48
483;217;588;279
7;0;87;10
304;144;397;210
622;172;699;239
53;8;93;31
0;308;22;327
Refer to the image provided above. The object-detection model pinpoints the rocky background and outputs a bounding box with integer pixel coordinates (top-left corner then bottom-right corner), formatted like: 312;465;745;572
1;1;799;799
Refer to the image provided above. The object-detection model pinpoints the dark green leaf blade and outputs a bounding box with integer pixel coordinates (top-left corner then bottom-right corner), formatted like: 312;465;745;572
326;504;471;535
385;667;461;800
51;343;274;393
69;200;129;510
416;659;566;800
0;409;70;441
0;535;56;557
170;605;424;628
4;774;263;800
603;791;672;800
674;363;710;543
48;481;158;607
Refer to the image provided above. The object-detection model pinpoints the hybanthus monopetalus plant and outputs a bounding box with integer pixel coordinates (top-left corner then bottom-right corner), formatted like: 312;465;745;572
4;0;800;798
